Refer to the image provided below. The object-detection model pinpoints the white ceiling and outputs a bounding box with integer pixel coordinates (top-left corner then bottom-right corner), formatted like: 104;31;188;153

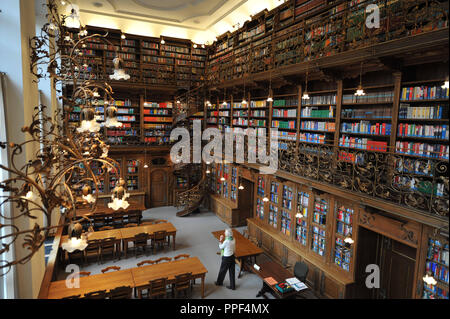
66;0;283;43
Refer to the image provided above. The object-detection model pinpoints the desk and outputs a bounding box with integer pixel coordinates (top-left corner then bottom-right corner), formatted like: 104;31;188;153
211;229;263;278
251;260;300;299
47;269;134;299
131;257;208;298
120;223;177;258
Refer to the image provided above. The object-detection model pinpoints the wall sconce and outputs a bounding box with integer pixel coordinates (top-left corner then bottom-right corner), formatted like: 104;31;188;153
423;272;437;286
355;62;366;96
262;197;269;202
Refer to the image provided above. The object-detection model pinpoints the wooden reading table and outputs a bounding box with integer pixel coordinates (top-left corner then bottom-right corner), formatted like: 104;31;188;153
47;268;134;299
131;257;208;298
120;222;177;258
211;229;263;278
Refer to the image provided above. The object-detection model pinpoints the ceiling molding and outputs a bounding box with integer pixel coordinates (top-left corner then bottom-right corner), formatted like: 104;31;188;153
80;0;249;32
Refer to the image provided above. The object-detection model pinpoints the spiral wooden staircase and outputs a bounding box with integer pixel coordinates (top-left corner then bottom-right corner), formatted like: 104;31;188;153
172;97;207;217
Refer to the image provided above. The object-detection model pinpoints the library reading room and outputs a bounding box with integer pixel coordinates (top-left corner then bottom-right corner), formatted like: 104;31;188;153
0;0;449;305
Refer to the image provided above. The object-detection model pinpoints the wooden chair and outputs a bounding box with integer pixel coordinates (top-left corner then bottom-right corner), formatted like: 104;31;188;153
84;239;101;264
136;277;168;299
109;286;132;299
152;230;168;253
84;290;107;299
124;223;138;228
127;210;142;225
174;254;190;261
111;212;124;228
101;265;121;273
172;272;192;298
140;221;154;226
153;219;167;224
133;233;149;257
137;259;156;267
98;225;114;231
93;214;106;229
67;248;84;265
154;257;172;264
100;237;120;263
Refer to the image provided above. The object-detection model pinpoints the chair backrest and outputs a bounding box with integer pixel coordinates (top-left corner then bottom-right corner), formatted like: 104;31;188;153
155;257;172;264
137;259;156;267
294;261;309;282
84;290;107;299
101;266;121;273
140;221;154;226
101;237;117;249
109;286;132;299
99;226;114;231
149;277;168;296
153;230;167;241
174;272;192;290
134;232;148;245
86;239;100;250
174;254;190;261
124;223;138;228
153;219;167;224
127;210;141;223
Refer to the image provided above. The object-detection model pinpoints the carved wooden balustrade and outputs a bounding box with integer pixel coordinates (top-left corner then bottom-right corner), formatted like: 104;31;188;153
206;0;449;85
274;140;448;217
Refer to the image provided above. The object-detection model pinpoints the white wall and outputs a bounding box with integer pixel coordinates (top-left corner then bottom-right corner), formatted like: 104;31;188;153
0;0;45;299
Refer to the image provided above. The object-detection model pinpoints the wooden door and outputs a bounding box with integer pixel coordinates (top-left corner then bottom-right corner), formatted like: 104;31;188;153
378;237;416;299
149;169;168;207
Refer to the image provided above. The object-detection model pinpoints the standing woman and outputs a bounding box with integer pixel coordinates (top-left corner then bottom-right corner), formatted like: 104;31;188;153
215;228;236;290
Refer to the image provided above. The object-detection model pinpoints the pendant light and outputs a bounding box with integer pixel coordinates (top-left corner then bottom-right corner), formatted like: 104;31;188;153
222;88;227;107
423;272;437;286
355;62;366;96
143;149;148;168
242;76;247;105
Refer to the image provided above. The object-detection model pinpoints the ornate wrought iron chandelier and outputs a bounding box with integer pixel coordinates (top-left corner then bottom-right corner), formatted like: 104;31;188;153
0;0;130;274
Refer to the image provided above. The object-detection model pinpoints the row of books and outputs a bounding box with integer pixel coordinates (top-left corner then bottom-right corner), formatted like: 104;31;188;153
143;109;171;115
273;99;298;107
301;121;335;132
250;119;267;127
273;109;297;117
302;94;336;105
117;115;136;122
161;45;189;54
143;124;171;129
117;108;135;114
393;176;446;197
233;118;248;126
233;110;248;117
142;42;159;49
400;86;449;101
144;130;170;137
398;124;449;140
426;261;449;284
144;136;171;144
106;129;138;136
341;122;392;135
341;107;392;119
250;100;268;108
143;116;172;122
144;102;173;108
232;102;247;109
343;91;394;104
105;52;136;60
395;142;449;159
398;104;446;119
251;110;266;117
272;120;296;129
339;136;388;152
299;133;326;144
301;106;334;118
272;131;297;141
